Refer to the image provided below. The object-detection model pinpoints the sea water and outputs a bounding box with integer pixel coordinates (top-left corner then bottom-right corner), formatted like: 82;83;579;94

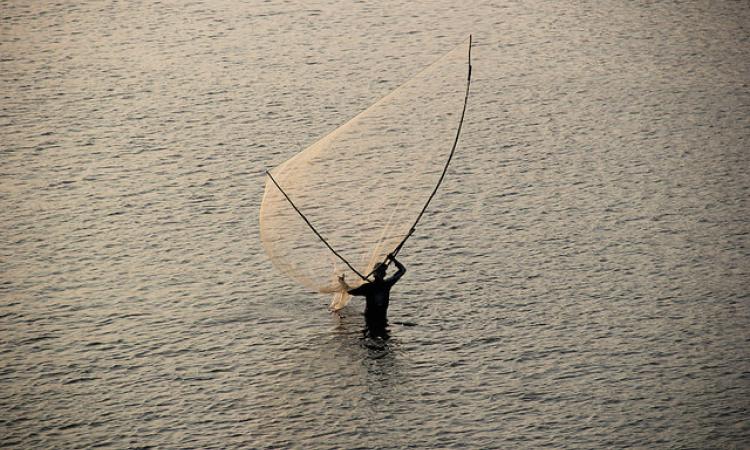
1;1;748;448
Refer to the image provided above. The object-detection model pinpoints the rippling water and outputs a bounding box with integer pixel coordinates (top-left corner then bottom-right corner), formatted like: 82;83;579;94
2;1;749;448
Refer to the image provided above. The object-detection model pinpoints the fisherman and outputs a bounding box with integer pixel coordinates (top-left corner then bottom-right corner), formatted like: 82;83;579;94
347;253;406;337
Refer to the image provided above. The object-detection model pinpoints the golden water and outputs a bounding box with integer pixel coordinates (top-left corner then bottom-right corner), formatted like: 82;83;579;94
2;1;748;448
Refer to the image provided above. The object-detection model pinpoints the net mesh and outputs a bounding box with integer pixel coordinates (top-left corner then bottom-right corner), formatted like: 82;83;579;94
260;37;470;305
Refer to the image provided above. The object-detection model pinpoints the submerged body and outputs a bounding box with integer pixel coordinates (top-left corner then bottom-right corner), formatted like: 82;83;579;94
348;256;406;336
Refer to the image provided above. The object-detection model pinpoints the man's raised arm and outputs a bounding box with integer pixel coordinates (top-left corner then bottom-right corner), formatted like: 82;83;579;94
387;255;406;284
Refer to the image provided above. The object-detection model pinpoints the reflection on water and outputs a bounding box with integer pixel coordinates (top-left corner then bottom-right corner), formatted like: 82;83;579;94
328;313;402;380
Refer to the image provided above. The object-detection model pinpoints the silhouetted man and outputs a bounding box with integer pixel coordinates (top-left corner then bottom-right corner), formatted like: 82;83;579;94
348;254;406;337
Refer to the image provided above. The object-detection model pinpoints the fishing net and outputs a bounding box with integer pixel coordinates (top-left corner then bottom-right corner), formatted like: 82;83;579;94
260;37;471;309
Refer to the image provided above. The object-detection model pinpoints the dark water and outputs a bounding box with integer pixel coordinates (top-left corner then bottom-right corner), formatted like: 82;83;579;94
2;1;749;448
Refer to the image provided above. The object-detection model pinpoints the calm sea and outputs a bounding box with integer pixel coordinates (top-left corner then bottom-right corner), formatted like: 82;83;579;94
2;0;748;448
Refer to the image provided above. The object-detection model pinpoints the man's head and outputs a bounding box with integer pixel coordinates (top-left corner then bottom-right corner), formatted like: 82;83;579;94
373;262;387;280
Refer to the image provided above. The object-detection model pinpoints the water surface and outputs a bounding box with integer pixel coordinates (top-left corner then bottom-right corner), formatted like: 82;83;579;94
2;1;749;448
